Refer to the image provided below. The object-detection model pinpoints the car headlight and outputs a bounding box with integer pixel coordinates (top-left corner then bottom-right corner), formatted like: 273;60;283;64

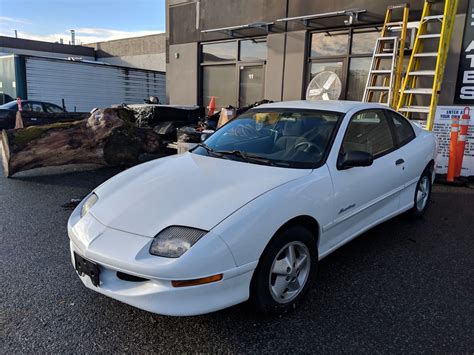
149;226;208;258
80;193;98;218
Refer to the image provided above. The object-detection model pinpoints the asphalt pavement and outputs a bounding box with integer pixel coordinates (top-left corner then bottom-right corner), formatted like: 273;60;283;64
1;163;473;353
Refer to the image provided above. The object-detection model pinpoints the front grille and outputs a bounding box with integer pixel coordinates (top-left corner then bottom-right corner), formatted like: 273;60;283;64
116;271;148;283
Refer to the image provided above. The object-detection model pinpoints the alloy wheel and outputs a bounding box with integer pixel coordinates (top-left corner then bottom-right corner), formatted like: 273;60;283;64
416;175;430;211
268;241;311;303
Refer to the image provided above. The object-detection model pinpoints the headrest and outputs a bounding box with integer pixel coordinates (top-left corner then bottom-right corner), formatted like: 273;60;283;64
283;120;303;136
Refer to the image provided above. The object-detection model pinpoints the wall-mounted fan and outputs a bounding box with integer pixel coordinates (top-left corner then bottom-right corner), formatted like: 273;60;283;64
305;71;342;101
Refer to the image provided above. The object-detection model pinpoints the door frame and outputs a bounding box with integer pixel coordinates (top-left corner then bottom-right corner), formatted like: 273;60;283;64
237;62;266;108
199;37;267;108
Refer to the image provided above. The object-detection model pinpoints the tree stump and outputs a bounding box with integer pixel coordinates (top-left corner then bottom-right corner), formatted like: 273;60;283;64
1;108;162;177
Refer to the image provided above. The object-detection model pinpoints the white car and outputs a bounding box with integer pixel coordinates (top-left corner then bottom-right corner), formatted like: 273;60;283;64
68;100;437;316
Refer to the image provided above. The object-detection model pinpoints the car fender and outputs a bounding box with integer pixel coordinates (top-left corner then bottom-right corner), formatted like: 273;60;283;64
211;164;334;267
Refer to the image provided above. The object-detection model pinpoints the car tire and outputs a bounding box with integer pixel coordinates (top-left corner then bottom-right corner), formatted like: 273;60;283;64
410;168;432;218
251;225;318;314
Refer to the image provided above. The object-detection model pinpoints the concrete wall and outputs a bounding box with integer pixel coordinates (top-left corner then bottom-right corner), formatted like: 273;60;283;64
264;33;285;101
167;42;198;105
86;34;166;72
282;31;307;101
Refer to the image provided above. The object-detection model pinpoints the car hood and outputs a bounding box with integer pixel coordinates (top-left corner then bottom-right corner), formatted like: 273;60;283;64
91;152;310;237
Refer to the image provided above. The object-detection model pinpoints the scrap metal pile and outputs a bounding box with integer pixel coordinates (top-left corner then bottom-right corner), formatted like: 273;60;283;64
176;99;273;147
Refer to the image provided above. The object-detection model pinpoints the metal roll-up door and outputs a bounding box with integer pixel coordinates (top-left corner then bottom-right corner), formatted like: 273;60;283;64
25;56;166;112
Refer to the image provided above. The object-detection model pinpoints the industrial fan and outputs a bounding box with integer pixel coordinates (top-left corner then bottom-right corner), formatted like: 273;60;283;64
305;71;342;101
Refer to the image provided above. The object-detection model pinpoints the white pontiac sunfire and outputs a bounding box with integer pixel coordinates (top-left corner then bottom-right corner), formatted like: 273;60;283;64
68;100;437;316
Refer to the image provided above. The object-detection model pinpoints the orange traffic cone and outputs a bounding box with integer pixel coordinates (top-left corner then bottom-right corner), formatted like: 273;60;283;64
207;96;216;116
454;107;470;178
446;114;460;182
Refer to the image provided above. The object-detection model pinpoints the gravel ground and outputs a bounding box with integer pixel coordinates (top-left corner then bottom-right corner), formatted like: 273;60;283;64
1;163;473;353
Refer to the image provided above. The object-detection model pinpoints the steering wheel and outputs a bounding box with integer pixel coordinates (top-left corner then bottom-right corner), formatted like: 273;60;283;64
294;141;323;155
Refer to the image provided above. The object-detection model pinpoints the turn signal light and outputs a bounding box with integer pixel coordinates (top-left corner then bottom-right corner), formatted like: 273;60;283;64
171;274;223;288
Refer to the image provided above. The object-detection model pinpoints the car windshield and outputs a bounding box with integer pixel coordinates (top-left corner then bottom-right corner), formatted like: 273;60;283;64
0;101;18;110
193;108;343;168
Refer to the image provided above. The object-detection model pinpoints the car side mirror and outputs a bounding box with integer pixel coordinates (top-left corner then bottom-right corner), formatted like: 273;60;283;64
338;150;374;170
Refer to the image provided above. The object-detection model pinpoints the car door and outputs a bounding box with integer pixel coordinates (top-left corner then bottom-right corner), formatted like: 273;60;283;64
385;109;419;209
22;101;47;126
323;109;405;252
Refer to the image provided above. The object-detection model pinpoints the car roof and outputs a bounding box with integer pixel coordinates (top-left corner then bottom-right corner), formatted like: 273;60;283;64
255;100;388;114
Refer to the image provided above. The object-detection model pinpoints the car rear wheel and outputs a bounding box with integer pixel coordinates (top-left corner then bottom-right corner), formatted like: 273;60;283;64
411;169;432;217
251;225;317;314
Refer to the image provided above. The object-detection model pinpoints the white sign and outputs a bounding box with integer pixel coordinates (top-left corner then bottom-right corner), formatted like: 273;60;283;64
431;106;474;176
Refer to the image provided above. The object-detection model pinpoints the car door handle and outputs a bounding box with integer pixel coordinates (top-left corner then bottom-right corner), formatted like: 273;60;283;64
395;158;405;165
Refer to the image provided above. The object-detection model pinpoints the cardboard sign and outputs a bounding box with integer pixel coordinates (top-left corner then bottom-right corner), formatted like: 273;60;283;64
431;106;474;176
217;108;235;128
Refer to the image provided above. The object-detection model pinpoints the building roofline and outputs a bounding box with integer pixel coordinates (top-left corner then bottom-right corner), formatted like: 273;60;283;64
84;32;166;45
0;36;95;57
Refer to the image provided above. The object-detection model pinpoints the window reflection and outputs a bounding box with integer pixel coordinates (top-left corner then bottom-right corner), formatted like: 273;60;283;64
202;42;237;62
347;57;372;101
240;39;267;61
351;30;380;54
310;62;344;81
310;32;348;57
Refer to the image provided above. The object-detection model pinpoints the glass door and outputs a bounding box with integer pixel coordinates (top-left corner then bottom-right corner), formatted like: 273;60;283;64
238;65;264;107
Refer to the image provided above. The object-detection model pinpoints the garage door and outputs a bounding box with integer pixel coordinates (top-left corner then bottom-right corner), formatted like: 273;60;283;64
26;56;166;112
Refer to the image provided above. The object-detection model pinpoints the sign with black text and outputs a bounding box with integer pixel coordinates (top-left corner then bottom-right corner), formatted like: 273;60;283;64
431;106;474;176
455;0;474;104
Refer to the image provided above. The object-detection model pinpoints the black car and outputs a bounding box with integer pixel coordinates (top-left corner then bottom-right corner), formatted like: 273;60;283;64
0;100;66;129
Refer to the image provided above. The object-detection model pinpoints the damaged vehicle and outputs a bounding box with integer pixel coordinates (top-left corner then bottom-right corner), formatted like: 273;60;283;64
68;100;437;316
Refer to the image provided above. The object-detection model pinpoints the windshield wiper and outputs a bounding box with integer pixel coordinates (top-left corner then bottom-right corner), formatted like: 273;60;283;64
214;150;288;167
196;142;215;154
214;149;251;162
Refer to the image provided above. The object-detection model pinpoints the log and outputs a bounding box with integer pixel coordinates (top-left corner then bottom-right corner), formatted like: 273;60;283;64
1;108;162;177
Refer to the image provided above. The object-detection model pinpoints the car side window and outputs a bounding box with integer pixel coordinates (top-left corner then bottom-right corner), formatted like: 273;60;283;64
386;110;415;146
21;102;32;111
23;102;43;112
342;110;395;158
45;103;64;113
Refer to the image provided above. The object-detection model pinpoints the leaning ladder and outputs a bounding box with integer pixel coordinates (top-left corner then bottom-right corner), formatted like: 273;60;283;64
396;0;458;131
363;3;410;107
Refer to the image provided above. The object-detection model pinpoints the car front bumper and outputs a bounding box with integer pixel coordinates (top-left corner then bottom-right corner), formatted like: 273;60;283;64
68;212;256;316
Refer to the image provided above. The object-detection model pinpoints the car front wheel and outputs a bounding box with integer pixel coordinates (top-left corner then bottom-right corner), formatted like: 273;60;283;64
251;225;318;314
411;169;432;217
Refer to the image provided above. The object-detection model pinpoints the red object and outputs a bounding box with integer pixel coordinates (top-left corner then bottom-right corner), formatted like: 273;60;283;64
16;97;22;111
207;96;216;116
446;115;460;182
454;107;470;177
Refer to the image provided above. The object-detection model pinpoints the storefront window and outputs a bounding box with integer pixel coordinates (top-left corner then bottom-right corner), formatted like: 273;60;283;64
351;30;380;54
201;38;266;108
310;31;349;57
310;62;344;81
240;39;267;61
346;57;372;101
307;27;385;101
202;42;237;62
309;62;344;100
202;65;237;109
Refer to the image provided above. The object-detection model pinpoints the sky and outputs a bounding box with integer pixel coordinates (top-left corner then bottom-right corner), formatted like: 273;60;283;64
0;0;166;44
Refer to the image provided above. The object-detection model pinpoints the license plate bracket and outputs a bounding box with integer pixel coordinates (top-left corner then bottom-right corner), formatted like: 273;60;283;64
74;252;100;287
